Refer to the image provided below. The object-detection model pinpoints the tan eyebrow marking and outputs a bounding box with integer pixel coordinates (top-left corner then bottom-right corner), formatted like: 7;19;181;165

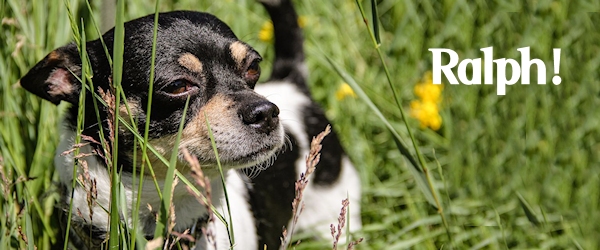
178;53;203;73
229;41;248;67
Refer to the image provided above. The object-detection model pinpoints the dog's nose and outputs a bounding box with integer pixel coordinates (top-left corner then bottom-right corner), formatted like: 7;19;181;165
240;101;280;133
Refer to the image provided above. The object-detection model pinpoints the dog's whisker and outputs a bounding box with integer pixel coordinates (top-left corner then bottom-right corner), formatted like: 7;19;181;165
284;134;293;151
83;122;100;131
241;166;259;179
278;118;304;127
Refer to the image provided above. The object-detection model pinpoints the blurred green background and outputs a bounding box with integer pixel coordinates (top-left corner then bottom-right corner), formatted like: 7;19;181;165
1;0;599;249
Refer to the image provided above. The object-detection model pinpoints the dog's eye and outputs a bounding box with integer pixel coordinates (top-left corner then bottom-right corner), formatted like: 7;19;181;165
247;60;260;76
163;80;194;95
244;59;261;86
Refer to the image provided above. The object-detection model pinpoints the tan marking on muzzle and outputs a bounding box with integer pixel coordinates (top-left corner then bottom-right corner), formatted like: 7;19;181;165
117;99;143;140
181;94;236;144
118;99;141;119
178;53;203;73
141;94;237;178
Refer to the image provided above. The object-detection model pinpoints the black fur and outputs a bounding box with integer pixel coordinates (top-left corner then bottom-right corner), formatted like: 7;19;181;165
248;132;299;248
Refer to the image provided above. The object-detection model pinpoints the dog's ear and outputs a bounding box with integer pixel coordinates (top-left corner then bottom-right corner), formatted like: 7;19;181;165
20;43;83;105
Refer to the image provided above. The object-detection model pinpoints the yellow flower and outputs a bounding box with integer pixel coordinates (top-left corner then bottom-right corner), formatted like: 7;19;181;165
259;16;308;43
298;16;307;28
259;21;273;42
336;83;357;100
414;71;443;103
410;71;443;130
410;100;442;130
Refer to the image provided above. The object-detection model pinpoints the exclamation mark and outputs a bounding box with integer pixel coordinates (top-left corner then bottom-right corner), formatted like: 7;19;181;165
552;49;561;85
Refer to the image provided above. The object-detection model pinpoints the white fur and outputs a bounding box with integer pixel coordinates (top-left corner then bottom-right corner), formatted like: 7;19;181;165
196;172;257;250
56;125;207;230
256;82;362;242
56;127;113;230
56;125;256;249
293;156;362;241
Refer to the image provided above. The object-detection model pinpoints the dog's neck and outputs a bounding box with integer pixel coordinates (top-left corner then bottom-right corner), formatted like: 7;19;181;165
55;123;226;237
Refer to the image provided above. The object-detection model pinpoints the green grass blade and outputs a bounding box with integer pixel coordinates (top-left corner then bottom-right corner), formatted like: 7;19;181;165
85;0;112;66
109;0;125;247
61;8;89;248
154;96;191;239
205;113;235;247
370;0;380;45
134;0;161;245
391;136;437;208
65;0;81;47
23;191;35;250
517;192;540;227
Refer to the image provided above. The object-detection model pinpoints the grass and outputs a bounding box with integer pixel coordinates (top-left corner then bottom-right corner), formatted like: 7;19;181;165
1;0;600;249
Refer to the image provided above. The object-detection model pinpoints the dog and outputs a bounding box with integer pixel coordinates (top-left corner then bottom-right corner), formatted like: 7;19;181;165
19;0;360;249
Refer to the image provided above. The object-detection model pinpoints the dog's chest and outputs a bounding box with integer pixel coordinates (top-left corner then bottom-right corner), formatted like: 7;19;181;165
54;127;257;248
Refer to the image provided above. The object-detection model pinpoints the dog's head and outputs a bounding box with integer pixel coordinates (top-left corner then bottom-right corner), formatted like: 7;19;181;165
20;11;284;174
